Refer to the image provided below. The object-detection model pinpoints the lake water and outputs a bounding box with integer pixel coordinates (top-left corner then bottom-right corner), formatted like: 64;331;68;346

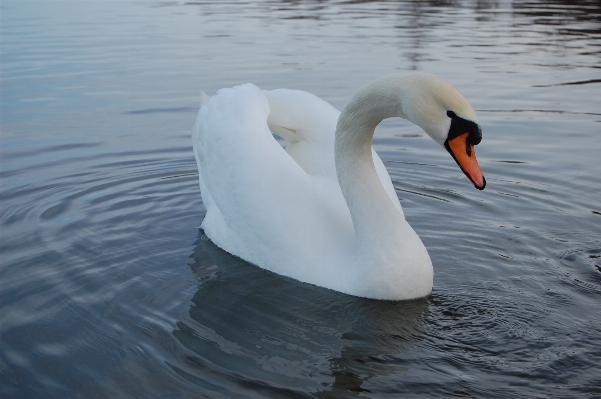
1;0;600;397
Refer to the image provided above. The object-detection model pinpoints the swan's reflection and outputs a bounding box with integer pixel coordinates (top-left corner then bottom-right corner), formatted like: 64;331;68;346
172;230;430;397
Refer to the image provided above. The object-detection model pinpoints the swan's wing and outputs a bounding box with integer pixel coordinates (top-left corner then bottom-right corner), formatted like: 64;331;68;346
193;84;354;278
194;83;308;235
262;88;340;177
261;87;403;216
262;88;339;142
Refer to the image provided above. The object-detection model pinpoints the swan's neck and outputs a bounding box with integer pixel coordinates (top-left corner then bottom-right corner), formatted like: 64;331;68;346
334;75;432;299
335;77;405;249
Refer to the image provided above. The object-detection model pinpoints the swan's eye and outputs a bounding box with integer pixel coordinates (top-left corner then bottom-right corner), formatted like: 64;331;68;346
447;110;456;118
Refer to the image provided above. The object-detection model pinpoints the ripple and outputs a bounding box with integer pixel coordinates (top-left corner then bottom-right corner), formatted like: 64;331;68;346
124;106;197;115
1;0;600;397
532;78;601;87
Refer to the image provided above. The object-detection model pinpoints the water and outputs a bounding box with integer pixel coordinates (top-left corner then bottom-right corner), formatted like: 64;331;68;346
1;0;600;397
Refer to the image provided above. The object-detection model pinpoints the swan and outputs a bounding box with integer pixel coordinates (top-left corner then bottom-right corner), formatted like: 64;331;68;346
192;73;485;300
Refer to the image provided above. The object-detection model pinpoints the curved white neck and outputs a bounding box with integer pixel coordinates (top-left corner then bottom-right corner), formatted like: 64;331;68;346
334;75;433;299
335;75;408;249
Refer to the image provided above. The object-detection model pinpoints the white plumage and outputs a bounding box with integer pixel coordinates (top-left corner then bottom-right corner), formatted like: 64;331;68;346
192;73;483;300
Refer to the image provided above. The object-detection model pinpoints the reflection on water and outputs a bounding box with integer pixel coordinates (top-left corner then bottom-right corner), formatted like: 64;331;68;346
514;0;601;33
174;231;429;397
1;0;600;397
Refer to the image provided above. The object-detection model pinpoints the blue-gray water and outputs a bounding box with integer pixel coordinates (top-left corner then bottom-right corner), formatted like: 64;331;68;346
1;1;600;398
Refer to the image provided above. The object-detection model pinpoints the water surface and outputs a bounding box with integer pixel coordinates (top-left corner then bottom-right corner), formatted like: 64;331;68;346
1;1;600;397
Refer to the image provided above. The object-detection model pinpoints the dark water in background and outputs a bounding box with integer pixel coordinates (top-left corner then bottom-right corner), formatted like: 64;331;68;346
1;0;600;397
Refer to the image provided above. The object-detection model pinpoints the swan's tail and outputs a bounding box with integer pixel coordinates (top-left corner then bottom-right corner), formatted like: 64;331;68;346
192;89;216;228
200;90;210;108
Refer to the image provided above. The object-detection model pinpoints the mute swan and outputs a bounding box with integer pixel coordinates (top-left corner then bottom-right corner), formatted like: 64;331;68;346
192;73;485;300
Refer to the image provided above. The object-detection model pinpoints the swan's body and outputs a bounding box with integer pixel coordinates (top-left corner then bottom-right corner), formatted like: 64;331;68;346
192;73;485;300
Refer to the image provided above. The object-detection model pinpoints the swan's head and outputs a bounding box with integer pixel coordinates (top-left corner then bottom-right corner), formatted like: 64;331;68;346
399;73;486;190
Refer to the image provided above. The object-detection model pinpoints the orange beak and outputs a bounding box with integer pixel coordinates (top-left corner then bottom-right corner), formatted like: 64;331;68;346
445;132;486;190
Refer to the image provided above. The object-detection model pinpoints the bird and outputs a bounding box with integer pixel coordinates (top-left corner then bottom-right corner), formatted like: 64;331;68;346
192;73;485;300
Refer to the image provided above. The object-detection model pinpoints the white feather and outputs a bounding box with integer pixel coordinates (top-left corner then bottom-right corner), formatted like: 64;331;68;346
192;73;478;300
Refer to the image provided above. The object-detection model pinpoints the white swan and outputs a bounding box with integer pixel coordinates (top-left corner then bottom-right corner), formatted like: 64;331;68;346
192;73;485;300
